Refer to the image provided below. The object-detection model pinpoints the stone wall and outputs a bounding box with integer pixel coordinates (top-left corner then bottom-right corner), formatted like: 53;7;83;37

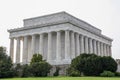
48;64;70;76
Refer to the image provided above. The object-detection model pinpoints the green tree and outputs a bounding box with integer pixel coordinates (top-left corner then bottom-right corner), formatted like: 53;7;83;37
30;62;51;77
100;71;115;77
71;53;103;76
30;54;42;64
83;55;103;76
30;54;52;77
13;64;22;77
66;67;80;77
13;64;32;77
70;53;117;76
21;64;32;77
101;56;117;72
0;47;14;78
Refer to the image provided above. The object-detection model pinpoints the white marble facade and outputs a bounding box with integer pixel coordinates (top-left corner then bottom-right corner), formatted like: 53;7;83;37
8;12;112;65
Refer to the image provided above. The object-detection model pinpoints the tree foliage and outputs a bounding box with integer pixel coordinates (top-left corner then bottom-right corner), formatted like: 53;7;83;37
30;54;42;64
101;56;117;72
0;47;14;78
70;53;117;76
66;67;80;77
100;71;115;77
30;61;51;77
13;64;32;77
13;54;52;77
30;54;52;77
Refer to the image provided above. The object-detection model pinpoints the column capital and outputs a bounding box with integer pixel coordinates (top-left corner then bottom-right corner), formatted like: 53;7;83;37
14;36;20;40
39;33;44;37
24;35;29;37
80;34;84;37
31;34;36;37
57;31;61;34
10;37;15;39
65;28;70;33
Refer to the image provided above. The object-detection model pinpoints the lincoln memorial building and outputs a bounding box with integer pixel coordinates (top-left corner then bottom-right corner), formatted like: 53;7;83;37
8;12;113;65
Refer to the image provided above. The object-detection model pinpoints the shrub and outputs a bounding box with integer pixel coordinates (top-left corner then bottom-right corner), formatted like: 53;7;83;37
100;71;115;77
83;55;103;76
30;53;52;77
0;47;14;78
101;56;117;72
13;54;51;77
21;64;32;77
13;64;22;77
71;54;103;76
66;67;80;77
30;54;42;64
115;72;120;77
30;61;52;77
70;53;117;76
13;64;32;77
53;67;60;76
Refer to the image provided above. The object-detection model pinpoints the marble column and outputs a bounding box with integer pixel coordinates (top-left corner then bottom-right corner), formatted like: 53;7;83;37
16;37;21;63
39;34;44;56
76;33;80;56
104;44;107;56
56;31;61;60
85;36;89;53
80;35;84;53
105;45;107;56
47;32;52;60
106;45;109;56
71;32;75;58
97;41;101;55
10;38;14;62
65;30;70;60
89;38;93;53
100;42;104;56
93;40;97;54
103;44;106;56
31;35;35;55
23;36;28;64
109;46;112;56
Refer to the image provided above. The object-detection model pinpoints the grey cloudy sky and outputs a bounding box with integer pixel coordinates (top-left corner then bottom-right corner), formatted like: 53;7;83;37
0;0;120;59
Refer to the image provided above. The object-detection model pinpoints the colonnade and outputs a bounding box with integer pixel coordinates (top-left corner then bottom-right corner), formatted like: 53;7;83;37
9;30;111;64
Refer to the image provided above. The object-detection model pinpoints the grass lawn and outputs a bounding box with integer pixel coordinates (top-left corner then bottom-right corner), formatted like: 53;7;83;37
2;77;120;80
